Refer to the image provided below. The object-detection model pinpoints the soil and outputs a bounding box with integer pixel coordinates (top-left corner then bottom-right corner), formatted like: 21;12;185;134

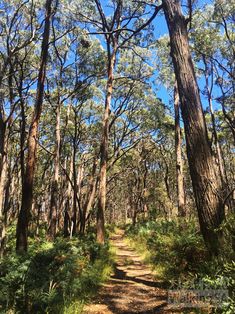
83;230;183;314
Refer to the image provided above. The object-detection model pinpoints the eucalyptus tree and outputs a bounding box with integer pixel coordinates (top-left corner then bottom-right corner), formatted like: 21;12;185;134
161;0;226;253
0;0;38;168
106;71;177;224
72;0;162;243
155;35;186;217
108;48;153;165
211;1;235;145
45;21;82;239
189;2;235;209
205;2;235;146
16;0;54;253
0;0;40;256
190;4;229;183
138;95;178;220
106;111;177;225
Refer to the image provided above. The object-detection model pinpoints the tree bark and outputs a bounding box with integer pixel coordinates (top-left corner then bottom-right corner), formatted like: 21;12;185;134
0;63;15;255
0;131;8;256
162;0;225;254
203;58;227;186
80;158;98;235
64;157;73;237
0;160;9;258
97;48;116;244
72;141;78;236
0;123;7;211
174;82;186;217
16;0;52;253
48;100;61;240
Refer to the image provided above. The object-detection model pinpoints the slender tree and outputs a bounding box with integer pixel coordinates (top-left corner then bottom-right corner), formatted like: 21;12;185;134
85;0;162;243
174;82;186;217
16;0;53;253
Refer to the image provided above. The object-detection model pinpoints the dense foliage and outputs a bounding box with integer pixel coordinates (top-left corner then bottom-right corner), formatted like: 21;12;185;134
0;228;113;313
126;219;235;313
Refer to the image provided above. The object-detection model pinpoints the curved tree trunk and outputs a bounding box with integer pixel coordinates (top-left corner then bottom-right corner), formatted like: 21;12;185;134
16;0;52;253
162;0;225;254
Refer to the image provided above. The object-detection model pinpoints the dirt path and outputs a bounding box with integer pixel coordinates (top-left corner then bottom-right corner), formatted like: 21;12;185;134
83;230;178;314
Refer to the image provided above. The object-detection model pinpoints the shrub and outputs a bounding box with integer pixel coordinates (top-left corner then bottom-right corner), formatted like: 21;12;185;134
0;235;113;314
125;218;234;313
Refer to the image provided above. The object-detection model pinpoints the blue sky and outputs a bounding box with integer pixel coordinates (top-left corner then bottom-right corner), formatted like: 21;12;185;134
97;0;219;112
151;0;218;111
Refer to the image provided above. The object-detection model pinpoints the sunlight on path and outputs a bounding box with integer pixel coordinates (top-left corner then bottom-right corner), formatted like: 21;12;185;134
83;230;179;314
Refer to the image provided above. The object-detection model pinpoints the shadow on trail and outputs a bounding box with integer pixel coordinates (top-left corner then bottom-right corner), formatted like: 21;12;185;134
112;265;168;290
110;303;168;314
83;233;175;313
100;240;170;313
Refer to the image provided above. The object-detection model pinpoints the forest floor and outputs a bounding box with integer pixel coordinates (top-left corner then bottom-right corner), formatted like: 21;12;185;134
83;229;182;314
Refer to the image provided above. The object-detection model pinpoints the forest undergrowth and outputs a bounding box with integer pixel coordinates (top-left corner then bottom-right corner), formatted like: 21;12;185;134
125;218;235;314
0;226;115;314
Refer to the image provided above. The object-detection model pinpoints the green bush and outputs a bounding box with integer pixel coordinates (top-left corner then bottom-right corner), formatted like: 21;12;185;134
126;219;207;279
0;235;113;314
126;219;235;313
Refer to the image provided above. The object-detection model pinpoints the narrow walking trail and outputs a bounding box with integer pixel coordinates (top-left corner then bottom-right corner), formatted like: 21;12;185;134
83;230;178;314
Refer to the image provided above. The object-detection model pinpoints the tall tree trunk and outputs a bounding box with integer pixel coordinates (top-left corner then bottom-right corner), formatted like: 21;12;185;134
71;125;78;236
162;0;224;254
0;173;11;256
16;0;52;253
80;157;98;235
0;160;10;258
0;123;7;211
48;100;61;239
20;99;26;186
174;82;186;217
0;64;14;256
203;58;227;186
97;47;116;244
64;157;73;237
0;129;8;255
0;61;13;202
76;162;84;232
